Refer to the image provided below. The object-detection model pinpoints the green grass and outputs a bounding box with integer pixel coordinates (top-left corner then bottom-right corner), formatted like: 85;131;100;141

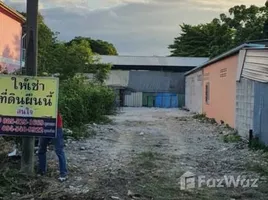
129;151;217;200
249;138;268;152
193;114;218;125
222;133;241;143
247;162;268;176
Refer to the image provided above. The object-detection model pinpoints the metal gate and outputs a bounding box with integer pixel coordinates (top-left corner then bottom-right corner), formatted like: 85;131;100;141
253;82;268;145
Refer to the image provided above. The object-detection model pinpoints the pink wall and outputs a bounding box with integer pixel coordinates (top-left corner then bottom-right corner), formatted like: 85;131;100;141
202;54;238;128
0;6;22;72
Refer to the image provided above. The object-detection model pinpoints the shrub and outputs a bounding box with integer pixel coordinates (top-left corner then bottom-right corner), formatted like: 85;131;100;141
58;77;115;129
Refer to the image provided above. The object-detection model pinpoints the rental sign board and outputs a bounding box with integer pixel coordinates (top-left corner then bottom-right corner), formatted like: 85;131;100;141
0;75;59;138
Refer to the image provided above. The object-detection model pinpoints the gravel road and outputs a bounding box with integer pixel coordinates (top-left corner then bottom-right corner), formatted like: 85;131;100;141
37;108;268;200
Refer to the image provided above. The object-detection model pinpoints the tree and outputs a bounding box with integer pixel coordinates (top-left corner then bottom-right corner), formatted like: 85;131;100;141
20;12;56;74
42;39;111;82
44;39;91;79
89;39;118;55
37;14;57;75
67;37;118;55
20;13;112;82
220;5;268;45
169;3;268;58
169;19;234;58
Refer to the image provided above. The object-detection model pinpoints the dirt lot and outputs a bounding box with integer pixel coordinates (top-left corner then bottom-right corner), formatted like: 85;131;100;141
3;108;268;200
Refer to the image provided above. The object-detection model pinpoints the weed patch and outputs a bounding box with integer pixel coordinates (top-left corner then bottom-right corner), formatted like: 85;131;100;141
249;138;268;152
193;114;218;125
193;113;207;120
247;162;268;176
222;133;241;143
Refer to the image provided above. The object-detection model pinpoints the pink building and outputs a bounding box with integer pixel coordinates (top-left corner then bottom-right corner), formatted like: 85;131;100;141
185;43;265;128
202;54;238;127
0;2;25;73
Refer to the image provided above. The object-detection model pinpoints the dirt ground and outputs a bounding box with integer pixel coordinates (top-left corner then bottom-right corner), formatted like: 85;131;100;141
5;108;268;200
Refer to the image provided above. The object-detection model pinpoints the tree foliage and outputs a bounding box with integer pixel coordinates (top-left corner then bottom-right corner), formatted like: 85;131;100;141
59;77;115;129
169;19;233;58
67;36;118;55
12;13;118;130
20;12;56;74
169;3;268;58
19;13;116;82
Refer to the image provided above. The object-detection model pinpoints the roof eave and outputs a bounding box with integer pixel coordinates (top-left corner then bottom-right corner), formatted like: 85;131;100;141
0;2;26;23
185;43;265;76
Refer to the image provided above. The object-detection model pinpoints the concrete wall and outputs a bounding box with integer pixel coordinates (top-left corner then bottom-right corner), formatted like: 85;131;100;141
0;7;22;72
128;71;185;93
203;55;238;127
236;77;254;138
185;70;203;113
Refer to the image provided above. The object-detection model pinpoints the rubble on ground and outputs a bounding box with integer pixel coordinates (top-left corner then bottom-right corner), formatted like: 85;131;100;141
1;108;268;199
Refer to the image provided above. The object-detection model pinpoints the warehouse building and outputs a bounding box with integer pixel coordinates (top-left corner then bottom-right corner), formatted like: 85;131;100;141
100;55;208;108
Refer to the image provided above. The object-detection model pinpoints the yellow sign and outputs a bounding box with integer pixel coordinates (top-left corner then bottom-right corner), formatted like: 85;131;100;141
0;75;59;118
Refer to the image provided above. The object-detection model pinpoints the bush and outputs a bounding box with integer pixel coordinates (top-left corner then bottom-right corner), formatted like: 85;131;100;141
58;77;116;129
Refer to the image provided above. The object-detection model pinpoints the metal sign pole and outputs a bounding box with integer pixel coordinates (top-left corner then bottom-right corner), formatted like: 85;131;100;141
21;0;39;174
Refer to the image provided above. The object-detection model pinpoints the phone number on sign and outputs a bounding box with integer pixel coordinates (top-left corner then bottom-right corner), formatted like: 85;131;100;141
1;125;44;133
0;117;44;126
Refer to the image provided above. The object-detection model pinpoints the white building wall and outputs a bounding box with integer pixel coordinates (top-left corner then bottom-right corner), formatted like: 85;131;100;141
124;92;143;107
185;70;203;113
235;77;254;138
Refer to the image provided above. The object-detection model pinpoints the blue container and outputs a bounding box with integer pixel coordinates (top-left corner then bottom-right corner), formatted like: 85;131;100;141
155;93;178;108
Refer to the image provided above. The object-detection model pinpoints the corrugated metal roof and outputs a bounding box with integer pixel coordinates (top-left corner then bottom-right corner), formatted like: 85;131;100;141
98;55;209;67
185;43;265;76
240;48;268;83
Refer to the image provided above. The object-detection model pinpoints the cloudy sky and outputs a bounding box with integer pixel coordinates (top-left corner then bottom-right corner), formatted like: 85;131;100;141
2;0;266;55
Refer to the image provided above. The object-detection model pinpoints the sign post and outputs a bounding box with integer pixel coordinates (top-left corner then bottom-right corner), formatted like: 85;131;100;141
0;76;59;170
20;0;39;174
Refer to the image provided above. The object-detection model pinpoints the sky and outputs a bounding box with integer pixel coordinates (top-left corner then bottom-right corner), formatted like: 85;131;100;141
2;0;266;56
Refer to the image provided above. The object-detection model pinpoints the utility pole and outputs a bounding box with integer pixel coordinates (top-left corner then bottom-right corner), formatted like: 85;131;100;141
21;0;39;174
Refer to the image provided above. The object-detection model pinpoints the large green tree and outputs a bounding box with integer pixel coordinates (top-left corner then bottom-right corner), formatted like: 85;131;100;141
169;3;268;58
41;38;111;83
20;13;113;82
220;5;268;44
67;37;118;55
169;19;234;58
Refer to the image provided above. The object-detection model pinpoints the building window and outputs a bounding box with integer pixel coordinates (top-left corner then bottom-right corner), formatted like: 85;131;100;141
21;34;27;63
205;82;210;104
